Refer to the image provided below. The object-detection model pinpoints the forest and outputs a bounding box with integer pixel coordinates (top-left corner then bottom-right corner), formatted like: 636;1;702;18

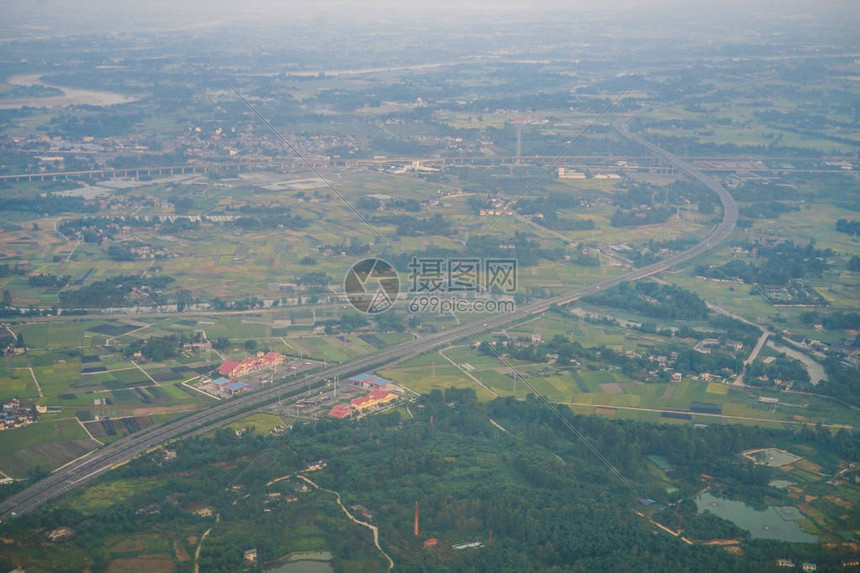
694;241;832;286
835;219;860;236
480;332;743;380
58;274;174;308
1;389;856;572
123;331;205;362
582;280;709;320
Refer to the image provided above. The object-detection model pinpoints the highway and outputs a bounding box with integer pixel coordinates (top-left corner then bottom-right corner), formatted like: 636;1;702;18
1;152;851;183
0;118;738;521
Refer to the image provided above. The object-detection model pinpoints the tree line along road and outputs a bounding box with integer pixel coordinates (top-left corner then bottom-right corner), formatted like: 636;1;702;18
0;117;738;521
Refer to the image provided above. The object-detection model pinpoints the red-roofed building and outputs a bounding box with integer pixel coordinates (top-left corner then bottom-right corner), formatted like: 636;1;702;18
369;389;390;401
217;352;285;378
262;352;283;364
328;404;352;419
218;360;239;376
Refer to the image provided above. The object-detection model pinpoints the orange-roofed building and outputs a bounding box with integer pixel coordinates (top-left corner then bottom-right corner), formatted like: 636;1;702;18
217;352;285;378
369;389;392;401
350;390;397;412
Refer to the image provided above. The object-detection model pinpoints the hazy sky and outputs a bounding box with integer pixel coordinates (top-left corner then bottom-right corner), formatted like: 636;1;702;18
4;0;859;31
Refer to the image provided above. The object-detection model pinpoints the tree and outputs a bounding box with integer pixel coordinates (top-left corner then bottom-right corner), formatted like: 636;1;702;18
244;339;258;352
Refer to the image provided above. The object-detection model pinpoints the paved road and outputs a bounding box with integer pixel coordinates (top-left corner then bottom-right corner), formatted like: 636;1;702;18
0;119;738;521
571;402;853;430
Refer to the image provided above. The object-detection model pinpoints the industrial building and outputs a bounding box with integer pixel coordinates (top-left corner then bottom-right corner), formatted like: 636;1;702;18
222;381;248;395
350;389;397;412
218;351;285;378
328;387;397;418
328;404;352;419
348;373;392;389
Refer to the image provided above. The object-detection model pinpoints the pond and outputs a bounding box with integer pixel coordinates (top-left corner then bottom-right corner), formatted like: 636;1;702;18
696;492;817;543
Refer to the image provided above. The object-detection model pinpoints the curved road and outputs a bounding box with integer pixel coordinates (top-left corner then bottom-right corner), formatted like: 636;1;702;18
0;118;737;521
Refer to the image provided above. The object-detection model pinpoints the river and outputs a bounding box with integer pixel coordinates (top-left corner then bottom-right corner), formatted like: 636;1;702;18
767;340;828;385
1;74;138;109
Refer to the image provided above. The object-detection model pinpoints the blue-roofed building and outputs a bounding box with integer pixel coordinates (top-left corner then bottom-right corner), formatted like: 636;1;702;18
223;381;248;395
349;373;390;388
212;377;233;387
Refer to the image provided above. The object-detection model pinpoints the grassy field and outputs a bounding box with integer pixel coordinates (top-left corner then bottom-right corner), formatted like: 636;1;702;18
0;367;38;401
379;362;496;400
0;418;99;477
65;477;162;511
387;330;859;429
223;412;289;435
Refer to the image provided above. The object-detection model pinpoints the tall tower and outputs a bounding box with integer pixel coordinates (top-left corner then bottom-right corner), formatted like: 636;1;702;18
509;118;528;164
414;501;419;536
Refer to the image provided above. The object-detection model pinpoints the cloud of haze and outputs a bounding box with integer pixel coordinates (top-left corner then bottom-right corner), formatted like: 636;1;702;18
3;0;858;37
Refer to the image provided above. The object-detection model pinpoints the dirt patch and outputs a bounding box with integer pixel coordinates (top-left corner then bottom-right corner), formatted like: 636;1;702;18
131;405;199;417
794;459;824;474
84;420;108;438
595;407;616;415
824;495;852;509
599;382;624;394
662;385;673;400
109;535;147;553
703;539;741;546
174;540;191;562
107;555;174;573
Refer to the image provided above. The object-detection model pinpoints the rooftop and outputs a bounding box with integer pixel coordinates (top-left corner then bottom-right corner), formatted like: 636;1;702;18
217;360;239;375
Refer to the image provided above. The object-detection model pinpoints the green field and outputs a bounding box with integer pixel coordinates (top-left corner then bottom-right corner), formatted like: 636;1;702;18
0;367;38;400
223;412;289;435
0;418;98;477
65;478;162;511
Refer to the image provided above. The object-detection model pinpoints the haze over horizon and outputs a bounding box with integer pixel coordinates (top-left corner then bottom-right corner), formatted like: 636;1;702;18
2;0;858;39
